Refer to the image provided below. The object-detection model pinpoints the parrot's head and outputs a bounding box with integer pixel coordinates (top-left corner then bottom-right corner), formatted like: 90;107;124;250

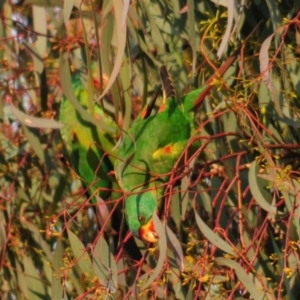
124;191;159;243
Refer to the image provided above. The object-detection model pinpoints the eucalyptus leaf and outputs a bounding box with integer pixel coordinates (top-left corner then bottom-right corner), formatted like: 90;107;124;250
68;229;96;278
215;257;273;300
11;104;63;129
92;236;118;293
166;225;184;272
24;255;47;298
248;161;276;216
24;0;62;6
194;209;235;256
52;239;63;300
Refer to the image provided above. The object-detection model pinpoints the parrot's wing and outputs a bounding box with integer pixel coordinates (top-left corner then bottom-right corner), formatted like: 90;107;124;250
60;70;120;202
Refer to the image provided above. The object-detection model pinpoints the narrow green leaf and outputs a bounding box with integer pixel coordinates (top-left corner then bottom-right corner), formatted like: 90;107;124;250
217;0;234;59
67;229;96;278
186;283;194;299
21;220;52;260
97;0;127;100
101;0;113;19
32;6;47;57
49;175;67;215
194;209;235;256
11;104;63;129
265;0;282;44
16;259;29;299
95;196;111;231
23;41;44;74
270;232;295;300
170;188;181;231
280;179;300;238
117;259;127;289
141;3;164;51
287;252;299;297
92;236;118;293
22;126;45;163
259;34;283;118
248;161;276;215
0;211;6;254
122;0;130;28
41;257;52;284
169;270;187;300
194;185;212;214
180;174;189;219
187;0;196;78
99;12;121;123
23;255;46;298
91;5;103;103
166;226;184;272
52;239;64;300
119;55;132;132
0;92;4;123
285;47;300;97
215;257;272;300
127;13;160;65
259;34;274;91
24;0;63;6
63;0;74;26
0;12;4;61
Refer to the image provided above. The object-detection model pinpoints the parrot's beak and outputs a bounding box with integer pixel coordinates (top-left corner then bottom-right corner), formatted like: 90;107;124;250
139;219;158;243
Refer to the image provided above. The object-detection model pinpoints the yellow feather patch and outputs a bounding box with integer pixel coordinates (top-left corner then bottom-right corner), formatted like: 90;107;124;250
152;143;182;160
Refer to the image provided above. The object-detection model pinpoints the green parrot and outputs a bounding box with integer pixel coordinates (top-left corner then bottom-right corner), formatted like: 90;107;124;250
60;68;143;260
59;69;119;204
115;51;240;243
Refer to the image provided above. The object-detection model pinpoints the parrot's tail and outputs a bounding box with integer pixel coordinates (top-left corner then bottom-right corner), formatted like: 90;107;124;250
160;66;175;101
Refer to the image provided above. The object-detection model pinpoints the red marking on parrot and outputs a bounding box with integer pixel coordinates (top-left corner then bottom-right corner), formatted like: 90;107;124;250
158;103;166;112
164;146;171;153
139;218;157;243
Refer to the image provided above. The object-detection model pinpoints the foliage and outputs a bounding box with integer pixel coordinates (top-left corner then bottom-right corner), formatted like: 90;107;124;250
0;0;300;299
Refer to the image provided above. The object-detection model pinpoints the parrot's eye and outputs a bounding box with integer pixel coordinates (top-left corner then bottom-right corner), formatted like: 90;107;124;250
138;216;145;224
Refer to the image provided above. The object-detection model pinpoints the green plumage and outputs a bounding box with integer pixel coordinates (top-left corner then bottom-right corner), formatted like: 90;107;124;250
60;71;119;203
59;70;143;260
115;66;200;240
